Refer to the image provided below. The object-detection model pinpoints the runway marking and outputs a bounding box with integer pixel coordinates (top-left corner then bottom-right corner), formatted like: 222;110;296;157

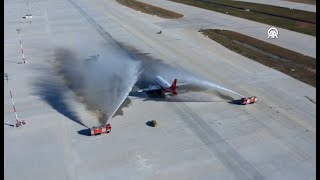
67;0;113;40
304;96;316;104
172;102;265;180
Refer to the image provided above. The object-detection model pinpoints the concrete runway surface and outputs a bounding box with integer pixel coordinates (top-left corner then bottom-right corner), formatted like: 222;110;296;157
4;0;315;180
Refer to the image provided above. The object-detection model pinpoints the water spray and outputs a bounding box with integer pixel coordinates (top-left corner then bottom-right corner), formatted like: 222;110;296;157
136;59;244;98
105;67;141;124
193;79;244;97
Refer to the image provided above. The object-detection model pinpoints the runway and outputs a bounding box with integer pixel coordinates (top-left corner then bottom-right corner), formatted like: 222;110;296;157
4;0;315;179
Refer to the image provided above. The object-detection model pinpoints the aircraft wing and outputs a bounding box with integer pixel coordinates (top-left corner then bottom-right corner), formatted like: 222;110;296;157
137;85;162;92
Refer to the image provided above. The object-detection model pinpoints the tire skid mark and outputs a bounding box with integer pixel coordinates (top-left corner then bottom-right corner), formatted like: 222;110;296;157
172;102;264;180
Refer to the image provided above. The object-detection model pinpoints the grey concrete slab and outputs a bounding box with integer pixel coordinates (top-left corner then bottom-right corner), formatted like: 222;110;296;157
4;0;315;180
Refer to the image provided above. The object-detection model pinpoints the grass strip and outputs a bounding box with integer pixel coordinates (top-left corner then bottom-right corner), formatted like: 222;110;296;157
283;0;316;5
170;0;316;36
116;0;184;19
199;29;316;87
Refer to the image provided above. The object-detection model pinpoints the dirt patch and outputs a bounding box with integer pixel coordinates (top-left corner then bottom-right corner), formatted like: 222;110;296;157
199;29;316;87
116;0;183;19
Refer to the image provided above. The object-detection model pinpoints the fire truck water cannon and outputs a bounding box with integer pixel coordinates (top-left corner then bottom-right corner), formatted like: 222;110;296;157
241;96;257;105
90;124;112;136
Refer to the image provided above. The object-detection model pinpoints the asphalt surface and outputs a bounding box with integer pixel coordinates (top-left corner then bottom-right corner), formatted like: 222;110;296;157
4;0;316;179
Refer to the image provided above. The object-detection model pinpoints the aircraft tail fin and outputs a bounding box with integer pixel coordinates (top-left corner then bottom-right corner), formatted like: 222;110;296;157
170;79;177;95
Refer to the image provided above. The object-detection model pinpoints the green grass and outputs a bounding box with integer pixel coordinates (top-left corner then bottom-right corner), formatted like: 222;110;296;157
116;0;184;19
284;0;316;5
170;0;316;36
200;29;316;87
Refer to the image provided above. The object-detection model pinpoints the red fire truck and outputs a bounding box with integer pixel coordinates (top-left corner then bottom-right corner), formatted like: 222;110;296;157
90;124;112;136
241;96;258;105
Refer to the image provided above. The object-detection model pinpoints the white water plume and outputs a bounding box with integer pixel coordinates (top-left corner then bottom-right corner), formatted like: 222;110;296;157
136;57;244;98
53;43;243;126
54;48;140;125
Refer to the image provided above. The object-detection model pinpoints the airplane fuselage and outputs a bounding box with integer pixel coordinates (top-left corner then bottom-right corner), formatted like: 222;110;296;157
138;75;177;96
154;75;172;92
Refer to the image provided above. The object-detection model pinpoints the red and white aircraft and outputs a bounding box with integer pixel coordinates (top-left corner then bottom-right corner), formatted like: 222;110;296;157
138;75;185;96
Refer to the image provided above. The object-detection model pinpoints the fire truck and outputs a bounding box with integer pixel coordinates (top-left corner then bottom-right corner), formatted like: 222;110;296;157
241;96;257;105
90;124;112;136
15;120;26;127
